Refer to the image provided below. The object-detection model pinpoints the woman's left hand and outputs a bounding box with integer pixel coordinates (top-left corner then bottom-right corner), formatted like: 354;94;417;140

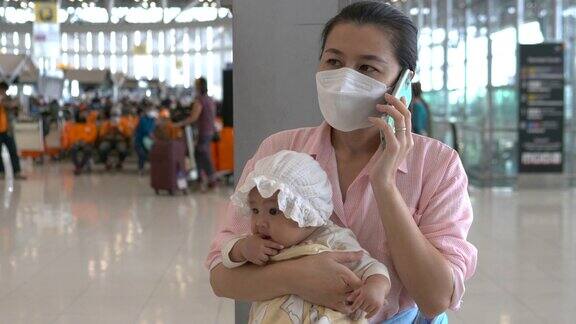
368;93;414;188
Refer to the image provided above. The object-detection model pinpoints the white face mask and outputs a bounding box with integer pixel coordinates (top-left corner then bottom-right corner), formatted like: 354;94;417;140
316;67;389;132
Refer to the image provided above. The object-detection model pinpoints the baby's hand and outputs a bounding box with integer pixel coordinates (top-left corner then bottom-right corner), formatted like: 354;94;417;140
348;275;390;319
237;234;284;266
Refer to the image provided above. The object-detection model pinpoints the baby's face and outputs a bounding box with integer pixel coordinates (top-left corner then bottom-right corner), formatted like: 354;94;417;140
248;189;316;248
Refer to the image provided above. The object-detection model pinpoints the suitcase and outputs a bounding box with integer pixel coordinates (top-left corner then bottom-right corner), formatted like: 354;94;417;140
149;139;188;195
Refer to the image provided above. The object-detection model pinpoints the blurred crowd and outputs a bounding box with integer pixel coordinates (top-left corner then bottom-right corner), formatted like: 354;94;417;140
0;77;225;191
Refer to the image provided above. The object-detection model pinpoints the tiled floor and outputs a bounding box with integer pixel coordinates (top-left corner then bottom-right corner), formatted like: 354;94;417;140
0;162;575;323
0;162;234;324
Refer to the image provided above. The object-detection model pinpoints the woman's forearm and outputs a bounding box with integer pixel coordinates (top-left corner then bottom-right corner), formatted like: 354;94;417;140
210;262;293;302
372;183;453;317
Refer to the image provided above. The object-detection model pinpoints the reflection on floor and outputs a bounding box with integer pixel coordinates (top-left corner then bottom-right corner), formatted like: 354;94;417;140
0;162;574;323
448;186;576;324
0;162;234;324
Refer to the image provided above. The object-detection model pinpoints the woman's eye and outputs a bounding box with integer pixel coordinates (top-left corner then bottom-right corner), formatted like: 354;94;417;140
251;208;259;215
359;65;378;74
269;208;279;215
326;59;342;68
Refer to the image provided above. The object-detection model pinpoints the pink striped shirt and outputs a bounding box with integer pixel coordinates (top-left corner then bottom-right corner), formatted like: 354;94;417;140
206;122;477;321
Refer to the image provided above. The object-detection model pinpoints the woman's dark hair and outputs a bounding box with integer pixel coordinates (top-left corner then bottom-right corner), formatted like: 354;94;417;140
412;81;423;98
320;1;418;72
0;81;9;91
196;77;208;95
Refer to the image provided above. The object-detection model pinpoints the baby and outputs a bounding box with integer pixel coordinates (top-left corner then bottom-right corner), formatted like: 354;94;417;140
221;150;390;324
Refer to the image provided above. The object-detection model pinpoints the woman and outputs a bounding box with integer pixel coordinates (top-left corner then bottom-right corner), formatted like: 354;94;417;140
411;82;432;137
134;105;158;174
69;109;98;175
174;77;217;189
207;2;477;323
97;111;129;171
0;81;26;180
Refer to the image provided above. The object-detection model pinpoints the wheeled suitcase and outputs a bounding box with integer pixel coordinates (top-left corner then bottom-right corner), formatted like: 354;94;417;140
149;139;188;195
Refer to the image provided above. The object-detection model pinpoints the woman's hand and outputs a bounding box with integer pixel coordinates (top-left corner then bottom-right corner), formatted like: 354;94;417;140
288;251;364;314
368;93;414;188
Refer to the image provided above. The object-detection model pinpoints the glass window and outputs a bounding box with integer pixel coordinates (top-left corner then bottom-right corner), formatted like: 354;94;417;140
53;23;230;97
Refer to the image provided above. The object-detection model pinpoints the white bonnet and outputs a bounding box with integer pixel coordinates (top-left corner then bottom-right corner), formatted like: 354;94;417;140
230;150;333;227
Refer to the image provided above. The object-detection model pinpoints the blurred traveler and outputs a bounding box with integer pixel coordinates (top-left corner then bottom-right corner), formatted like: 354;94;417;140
69;109;98;175
411;82;431;137
134;105;158;174
0;82;26;180
174;77;217;189
98;112;130;170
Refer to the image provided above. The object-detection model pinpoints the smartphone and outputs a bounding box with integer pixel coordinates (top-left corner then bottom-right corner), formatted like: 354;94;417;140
380;69;414;146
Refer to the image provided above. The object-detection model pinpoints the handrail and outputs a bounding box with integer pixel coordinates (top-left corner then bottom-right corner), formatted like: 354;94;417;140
435;118;576;183
432;118;576;133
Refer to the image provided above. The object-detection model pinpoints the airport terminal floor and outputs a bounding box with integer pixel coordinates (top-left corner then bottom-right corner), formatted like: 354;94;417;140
0;161;235;324
0;161;574;324
3;0;576;323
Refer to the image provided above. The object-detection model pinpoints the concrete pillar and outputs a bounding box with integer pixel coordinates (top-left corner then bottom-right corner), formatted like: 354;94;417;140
232;1;340;322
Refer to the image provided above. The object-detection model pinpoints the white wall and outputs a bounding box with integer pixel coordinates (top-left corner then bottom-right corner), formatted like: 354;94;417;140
233;0;341;174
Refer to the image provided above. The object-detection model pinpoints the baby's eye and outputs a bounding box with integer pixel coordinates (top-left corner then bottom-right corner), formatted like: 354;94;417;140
251;208;259;215
269;208;279;215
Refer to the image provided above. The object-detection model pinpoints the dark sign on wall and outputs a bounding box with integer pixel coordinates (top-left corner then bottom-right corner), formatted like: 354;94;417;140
518;43;564;173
